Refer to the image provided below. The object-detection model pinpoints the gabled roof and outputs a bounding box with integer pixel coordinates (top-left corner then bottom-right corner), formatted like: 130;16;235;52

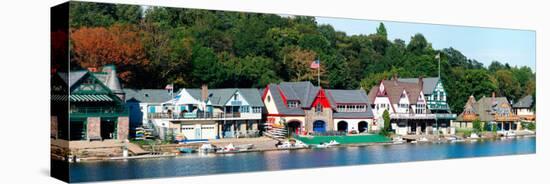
68;65;124;94
475;97;511;122
379;80;423;104
513;95;533;108
68;70;87;88
278;81;320;108
183;88;264;107
93;65;123;94
267;84;306;115
124;89;172;103
327;89;374;118
398;77;440;95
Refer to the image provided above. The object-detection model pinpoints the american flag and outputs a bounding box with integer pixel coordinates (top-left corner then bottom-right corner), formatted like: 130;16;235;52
310;59;320;69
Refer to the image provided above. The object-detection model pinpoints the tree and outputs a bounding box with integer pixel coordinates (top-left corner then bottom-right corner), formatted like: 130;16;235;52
225;56;280;88
71;24;149;85
472;119;483;133
189;45;225;87
376;22;387;39
495;70;522;102
380;109;391;136
407;33;430;54
285;47;326;85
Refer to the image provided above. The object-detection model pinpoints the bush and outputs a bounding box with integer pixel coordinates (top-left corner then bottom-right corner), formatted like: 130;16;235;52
527;123;536;131
472;119;483;133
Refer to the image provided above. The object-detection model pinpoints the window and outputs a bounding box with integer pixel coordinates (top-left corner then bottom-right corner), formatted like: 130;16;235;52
267;95;271;102
316;103;323;112
240;106;250;113
288;100;300;108
252;107;262;113
234;94;238;100
416;104;425;114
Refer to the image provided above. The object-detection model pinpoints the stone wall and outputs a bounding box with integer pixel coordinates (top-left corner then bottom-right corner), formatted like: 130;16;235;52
87;117;101;140
117;116;129;140
304;107;334;132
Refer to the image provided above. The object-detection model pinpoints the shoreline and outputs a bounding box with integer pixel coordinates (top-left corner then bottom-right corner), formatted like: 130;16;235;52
62;133;535;163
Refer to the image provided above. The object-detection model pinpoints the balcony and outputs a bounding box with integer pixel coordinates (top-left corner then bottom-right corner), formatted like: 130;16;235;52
70;106;128;118
390;113;436;120
435;113;457;120
460;114;477;121
148;112;243;120
494;114;520;122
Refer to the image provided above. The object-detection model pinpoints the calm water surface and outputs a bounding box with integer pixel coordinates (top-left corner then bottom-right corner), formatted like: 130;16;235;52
70;137;535;182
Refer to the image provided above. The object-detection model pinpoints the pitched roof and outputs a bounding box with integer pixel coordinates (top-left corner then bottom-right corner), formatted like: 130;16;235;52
238;88;264;107
266;81;321;115
68;70;87;88
93;65;123;94
513;95;533;108
327;89;374;118
475;97;511;122
380;80;423;104
184;88;264;107
278;81;320;108
68;65;124;94
124;89;173;103
398;77;440;95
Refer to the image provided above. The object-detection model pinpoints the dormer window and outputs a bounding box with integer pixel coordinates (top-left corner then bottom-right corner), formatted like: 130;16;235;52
288;100;300;108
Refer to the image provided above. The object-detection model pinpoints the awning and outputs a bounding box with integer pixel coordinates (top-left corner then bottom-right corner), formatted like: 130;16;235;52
70;94;114;102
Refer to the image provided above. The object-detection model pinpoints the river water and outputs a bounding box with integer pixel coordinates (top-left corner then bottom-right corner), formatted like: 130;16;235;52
69;137;535;182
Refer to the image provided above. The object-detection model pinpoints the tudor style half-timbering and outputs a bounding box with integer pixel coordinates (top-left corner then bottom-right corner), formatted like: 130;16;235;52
398;77;456;133
67;65;129;141
368;76;435;135
263;81;374;137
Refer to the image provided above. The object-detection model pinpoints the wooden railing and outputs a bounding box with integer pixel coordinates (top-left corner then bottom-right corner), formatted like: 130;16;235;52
494;114;520;121
461;114;477;121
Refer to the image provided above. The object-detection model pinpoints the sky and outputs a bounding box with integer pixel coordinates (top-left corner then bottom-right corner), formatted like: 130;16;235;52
316;17;536;70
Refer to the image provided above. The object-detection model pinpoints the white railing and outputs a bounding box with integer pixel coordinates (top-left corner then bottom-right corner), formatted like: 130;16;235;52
390;113;436;119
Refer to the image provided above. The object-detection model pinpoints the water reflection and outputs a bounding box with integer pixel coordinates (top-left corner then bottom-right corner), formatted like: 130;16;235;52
70;137;535;182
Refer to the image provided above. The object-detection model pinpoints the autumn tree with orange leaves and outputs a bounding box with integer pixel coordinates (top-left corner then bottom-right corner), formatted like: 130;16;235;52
70;24;149;85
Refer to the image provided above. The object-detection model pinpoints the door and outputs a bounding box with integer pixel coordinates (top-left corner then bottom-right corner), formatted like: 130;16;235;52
313;120;326;132
195;126;202;139
201;125;216;139
181;125;195;140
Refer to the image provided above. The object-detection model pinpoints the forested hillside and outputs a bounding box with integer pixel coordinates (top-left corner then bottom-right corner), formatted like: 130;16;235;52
67;2;535;113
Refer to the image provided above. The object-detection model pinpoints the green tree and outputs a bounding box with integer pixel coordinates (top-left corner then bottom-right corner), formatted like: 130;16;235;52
472;119;483;133
380;109;391;136
495;70;522;102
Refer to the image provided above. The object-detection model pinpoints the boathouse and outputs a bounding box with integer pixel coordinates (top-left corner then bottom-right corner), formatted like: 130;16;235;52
67;65;129;141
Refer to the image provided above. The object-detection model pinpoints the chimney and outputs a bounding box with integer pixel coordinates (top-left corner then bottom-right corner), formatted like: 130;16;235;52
201;84;208;101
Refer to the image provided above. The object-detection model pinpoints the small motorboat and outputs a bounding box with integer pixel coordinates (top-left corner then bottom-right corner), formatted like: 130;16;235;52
392;136;405;144
278;140;308;148
218;143;237;152
470;133;480;139
314;140;340;148
199;144;217;153
418;137;429;143
177;147;196;153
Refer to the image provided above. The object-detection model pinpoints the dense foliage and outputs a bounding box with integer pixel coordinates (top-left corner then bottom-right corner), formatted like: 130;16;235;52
68;2;535;113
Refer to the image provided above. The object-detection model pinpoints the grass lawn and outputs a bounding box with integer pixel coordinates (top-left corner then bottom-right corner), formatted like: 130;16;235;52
295;134;391;145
